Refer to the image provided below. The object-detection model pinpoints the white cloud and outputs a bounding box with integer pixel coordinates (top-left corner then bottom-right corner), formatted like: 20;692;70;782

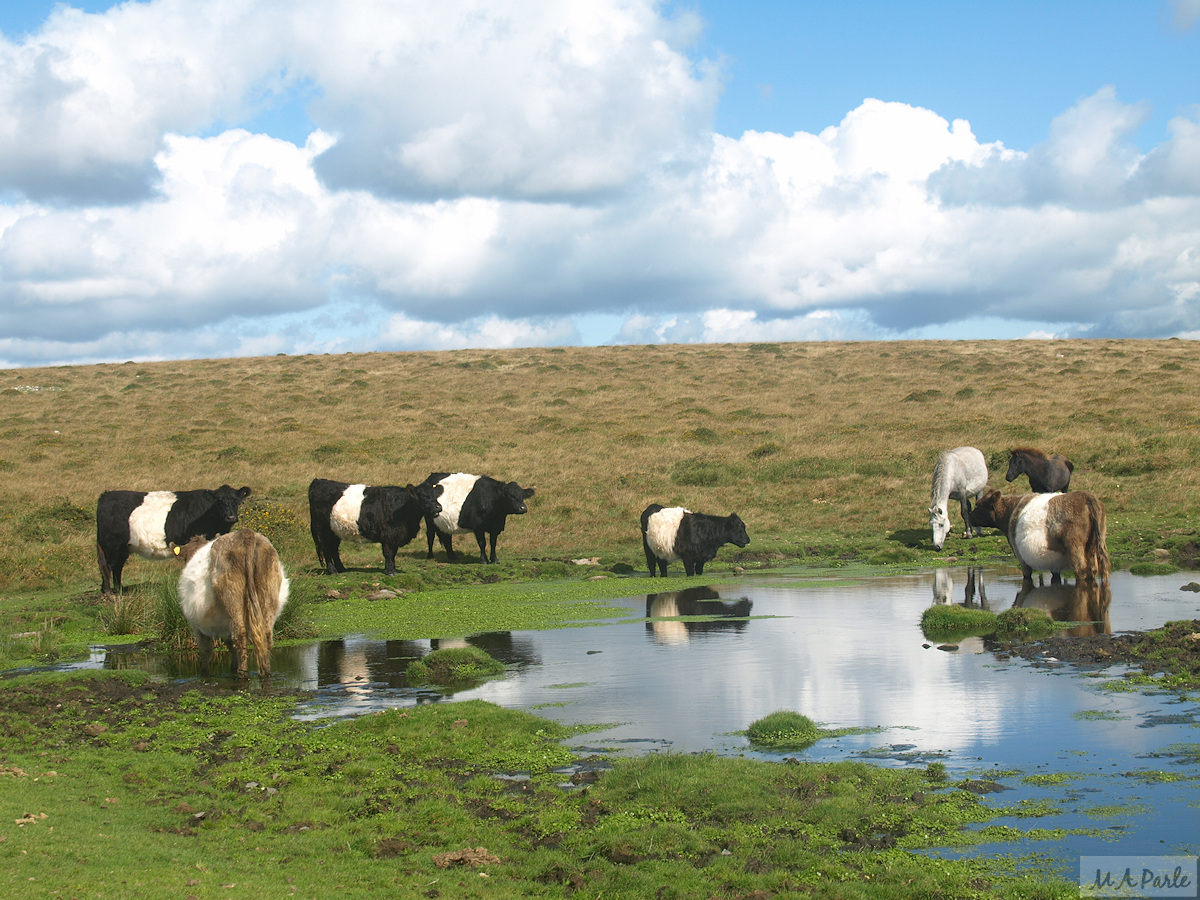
0;2;1198;365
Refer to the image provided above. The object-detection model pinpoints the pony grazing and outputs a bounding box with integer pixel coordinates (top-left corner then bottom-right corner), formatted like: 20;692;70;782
1006;447;1073;493
969;488;1109;584
928;446;989;550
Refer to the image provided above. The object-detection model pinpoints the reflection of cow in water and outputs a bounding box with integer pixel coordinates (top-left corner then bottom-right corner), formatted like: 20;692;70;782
645;586;753;644
932;567;989;609
1013;581;1112;637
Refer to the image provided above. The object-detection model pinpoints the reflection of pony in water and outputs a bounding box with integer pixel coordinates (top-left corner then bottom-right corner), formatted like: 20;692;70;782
1006;447;1073;493
645;587;753;645
928;447;989;550
1014;580;1112;637
932;567;989;608
970;488;1109;584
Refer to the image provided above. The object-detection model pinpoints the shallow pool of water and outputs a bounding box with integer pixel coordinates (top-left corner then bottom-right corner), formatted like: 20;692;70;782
80;566;1200;865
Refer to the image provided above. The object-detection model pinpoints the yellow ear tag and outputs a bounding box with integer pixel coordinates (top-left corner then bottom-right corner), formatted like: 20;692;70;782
173;546;180;557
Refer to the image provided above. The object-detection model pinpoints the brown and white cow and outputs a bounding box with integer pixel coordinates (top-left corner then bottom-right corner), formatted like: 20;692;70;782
969;488;1108;584
173;530;289;679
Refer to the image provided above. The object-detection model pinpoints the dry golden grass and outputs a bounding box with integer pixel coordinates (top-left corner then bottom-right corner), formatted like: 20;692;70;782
1;339;1197;592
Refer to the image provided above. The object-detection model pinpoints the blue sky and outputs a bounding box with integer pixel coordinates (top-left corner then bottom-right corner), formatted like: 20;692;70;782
0;0;1198;366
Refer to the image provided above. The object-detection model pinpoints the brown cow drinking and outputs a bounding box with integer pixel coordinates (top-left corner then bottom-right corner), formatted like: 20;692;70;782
970;488;1109;584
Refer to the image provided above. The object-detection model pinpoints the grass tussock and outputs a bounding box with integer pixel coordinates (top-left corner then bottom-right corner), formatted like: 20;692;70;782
406;646;506;684
994;607;1061;640
921;605;998;642
745;710;825;749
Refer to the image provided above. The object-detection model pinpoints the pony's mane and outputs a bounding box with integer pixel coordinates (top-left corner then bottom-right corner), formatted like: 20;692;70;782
1011;446;1047;460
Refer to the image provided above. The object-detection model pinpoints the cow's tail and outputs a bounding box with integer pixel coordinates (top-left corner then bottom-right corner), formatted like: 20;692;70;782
97;541;112;593
1085;493;1110;582
243;538;275;679
309;517;327;571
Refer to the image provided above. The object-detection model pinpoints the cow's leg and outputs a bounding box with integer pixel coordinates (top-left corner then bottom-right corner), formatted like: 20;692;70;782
487;531;498;564
695;561;705;575
230;622;248;680
438;530;458;561
97;542;113;594
381;540;398;576
108;544;131;593
658;559;668;576
425;516;437;559
325;536;344;575
471;530;488;563
196;632;215;676
683;559;695;576
643;537;658;577
1050;571;1062;585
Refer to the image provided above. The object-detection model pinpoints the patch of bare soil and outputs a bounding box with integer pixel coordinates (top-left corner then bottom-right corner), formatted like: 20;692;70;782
993;619;1200;687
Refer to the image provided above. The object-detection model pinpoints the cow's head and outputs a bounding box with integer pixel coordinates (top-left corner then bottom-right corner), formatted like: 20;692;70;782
170;535;210;563
504;482;535;515
213;485;253;523
725;514;750;547
967;488;1004;530
408;481;444;517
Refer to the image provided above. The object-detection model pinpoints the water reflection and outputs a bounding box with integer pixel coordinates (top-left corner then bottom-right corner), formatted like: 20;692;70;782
1012;581;1113;636
645;586;752;645
932;566;989;609
52;567;1200;865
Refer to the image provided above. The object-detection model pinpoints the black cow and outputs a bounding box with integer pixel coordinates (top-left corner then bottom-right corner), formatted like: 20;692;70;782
419;472;535;563
641;504;750;577
307;478;443;576
96;485;252;593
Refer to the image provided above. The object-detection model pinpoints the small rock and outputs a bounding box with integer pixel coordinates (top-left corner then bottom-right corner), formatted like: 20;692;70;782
937;644;959;652
1180;583;1200;592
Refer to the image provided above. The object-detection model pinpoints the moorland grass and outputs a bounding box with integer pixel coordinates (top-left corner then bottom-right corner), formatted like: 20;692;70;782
0;339;1197;662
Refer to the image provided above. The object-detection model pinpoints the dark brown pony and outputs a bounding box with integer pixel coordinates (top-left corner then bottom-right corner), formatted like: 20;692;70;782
1006;447;1074;492
970;488;1108;584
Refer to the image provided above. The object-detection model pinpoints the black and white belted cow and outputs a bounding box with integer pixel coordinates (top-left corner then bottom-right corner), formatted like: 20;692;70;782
641;504;750;577
307;478;443;575
419;472;535;563
96;485;252;593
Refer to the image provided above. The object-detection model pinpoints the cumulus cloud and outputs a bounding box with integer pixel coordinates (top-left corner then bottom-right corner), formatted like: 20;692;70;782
0;1;1198;366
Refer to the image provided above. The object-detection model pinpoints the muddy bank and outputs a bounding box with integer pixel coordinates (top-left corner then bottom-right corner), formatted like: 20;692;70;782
994;618;1200;687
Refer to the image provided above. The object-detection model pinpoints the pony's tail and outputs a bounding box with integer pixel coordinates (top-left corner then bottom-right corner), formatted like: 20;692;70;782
1084;493;1110;582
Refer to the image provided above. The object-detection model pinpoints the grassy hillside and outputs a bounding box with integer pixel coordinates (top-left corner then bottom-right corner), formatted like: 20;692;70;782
1;339;1197;600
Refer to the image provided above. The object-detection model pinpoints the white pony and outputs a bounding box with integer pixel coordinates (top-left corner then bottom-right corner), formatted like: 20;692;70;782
928;446;988;550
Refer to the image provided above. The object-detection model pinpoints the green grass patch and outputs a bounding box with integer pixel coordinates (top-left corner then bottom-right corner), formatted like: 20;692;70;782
921;605;997;642
745;710;824;750
1128;561;1180;576
994;607;1061;640
406;646;505;685
0;671;1082;898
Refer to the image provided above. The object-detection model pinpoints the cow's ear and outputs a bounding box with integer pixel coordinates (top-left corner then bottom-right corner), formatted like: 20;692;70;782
170;543;180;557
523;487;535;498
237;486;252;499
